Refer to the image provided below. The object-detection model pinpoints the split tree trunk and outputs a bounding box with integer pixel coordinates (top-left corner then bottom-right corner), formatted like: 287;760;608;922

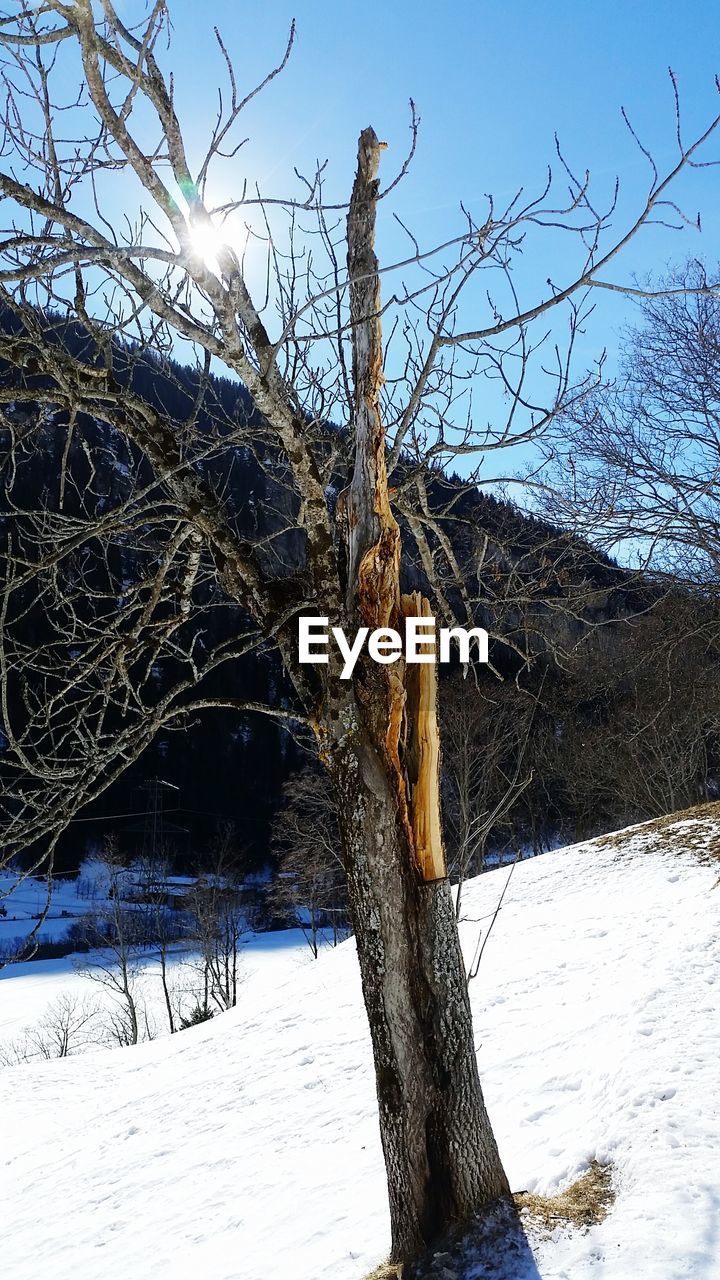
328;127;511;1265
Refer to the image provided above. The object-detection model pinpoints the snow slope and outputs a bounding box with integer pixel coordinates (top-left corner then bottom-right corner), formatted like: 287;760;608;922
0;928;327;1042
2;811;719;1280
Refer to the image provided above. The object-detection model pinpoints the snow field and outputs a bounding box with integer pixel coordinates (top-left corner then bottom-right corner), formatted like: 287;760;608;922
1;814;719;1279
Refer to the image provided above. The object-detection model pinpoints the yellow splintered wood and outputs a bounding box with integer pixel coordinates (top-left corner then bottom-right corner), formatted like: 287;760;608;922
401;592;446;882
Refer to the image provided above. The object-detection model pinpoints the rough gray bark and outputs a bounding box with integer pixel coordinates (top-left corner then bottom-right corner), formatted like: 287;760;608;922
332;733;510;1261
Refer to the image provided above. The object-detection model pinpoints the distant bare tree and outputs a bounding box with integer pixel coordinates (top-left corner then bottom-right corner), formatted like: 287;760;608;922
136;845;184;1034
541;260;720;595
0;1036;33;1068
552;596;720;828
271;768;347;955
189;824;247;1013
441;674;534;919
30;992;101;1058
0;991;100;1065
79;839;147;1046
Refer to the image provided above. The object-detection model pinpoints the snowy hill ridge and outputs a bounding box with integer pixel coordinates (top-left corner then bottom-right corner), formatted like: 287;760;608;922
2;808;719;1280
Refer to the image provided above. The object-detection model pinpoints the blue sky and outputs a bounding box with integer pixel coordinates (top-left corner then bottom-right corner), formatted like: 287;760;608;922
146;2;720;400
162;2;720;248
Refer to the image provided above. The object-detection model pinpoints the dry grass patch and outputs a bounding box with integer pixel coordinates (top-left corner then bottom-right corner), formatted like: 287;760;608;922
515;1159;614;1235
592;801;720;866
363;1167;615;1276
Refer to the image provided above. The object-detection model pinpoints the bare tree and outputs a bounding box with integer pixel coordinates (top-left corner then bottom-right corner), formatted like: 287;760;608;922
0;1035;34;1068
136;845;184;1034
0;3;719;1262
78;840;147;1046
29;991;101;1058
271;767;347;954
0;991;100;1065
549;596;720;829
189;824;247;1013
441;673;534;919
539;260;720;593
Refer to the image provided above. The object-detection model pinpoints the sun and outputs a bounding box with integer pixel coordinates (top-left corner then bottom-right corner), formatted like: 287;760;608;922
187;219;227;275
186;215;256;280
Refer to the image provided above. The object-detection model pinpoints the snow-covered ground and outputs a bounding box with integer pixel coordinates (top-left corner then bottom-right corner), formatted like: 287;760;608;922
0;869;95;948
1;811;719;1279
0;928;328;1043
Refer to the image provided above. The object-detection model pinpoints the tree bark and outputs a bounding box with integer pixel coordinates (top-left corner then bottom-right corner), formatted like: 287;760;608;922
329;128;511;1265
332;732;510;1262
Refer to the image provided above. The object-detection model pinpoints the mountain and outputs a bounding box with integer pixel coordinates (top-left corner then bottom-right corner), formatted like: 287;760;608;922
1;317;718;873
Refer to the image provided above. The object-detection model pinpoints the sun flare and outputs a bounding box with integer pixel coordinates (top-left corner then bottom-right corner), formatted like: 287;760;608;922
186;211;257;278
187;220;227;274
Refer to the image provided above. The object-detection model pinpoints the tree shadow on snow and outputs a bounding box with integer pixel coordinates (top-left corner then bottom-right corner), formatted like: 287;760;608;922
407;1200;543;1280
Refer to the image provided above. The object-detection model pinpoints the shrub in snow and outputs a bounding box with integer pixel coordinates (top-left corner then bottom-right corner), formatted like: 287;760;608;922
180;1003;214;1029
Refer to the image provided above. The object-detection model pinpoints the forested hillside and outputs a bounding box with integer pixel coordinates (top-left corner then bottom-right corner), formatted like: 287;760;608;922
3;314;718;878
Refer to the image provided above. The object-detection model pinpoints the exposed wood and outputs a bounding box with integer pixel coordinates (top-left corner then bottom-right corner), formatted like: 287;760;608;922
401;592;446;882
346;129;446;884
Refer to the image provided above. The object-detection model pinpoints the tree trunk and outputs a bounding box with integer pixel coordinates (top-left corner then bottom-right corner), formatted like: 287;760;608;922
332;730;510;1262
159;946;176;1035
328;127;511;1265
